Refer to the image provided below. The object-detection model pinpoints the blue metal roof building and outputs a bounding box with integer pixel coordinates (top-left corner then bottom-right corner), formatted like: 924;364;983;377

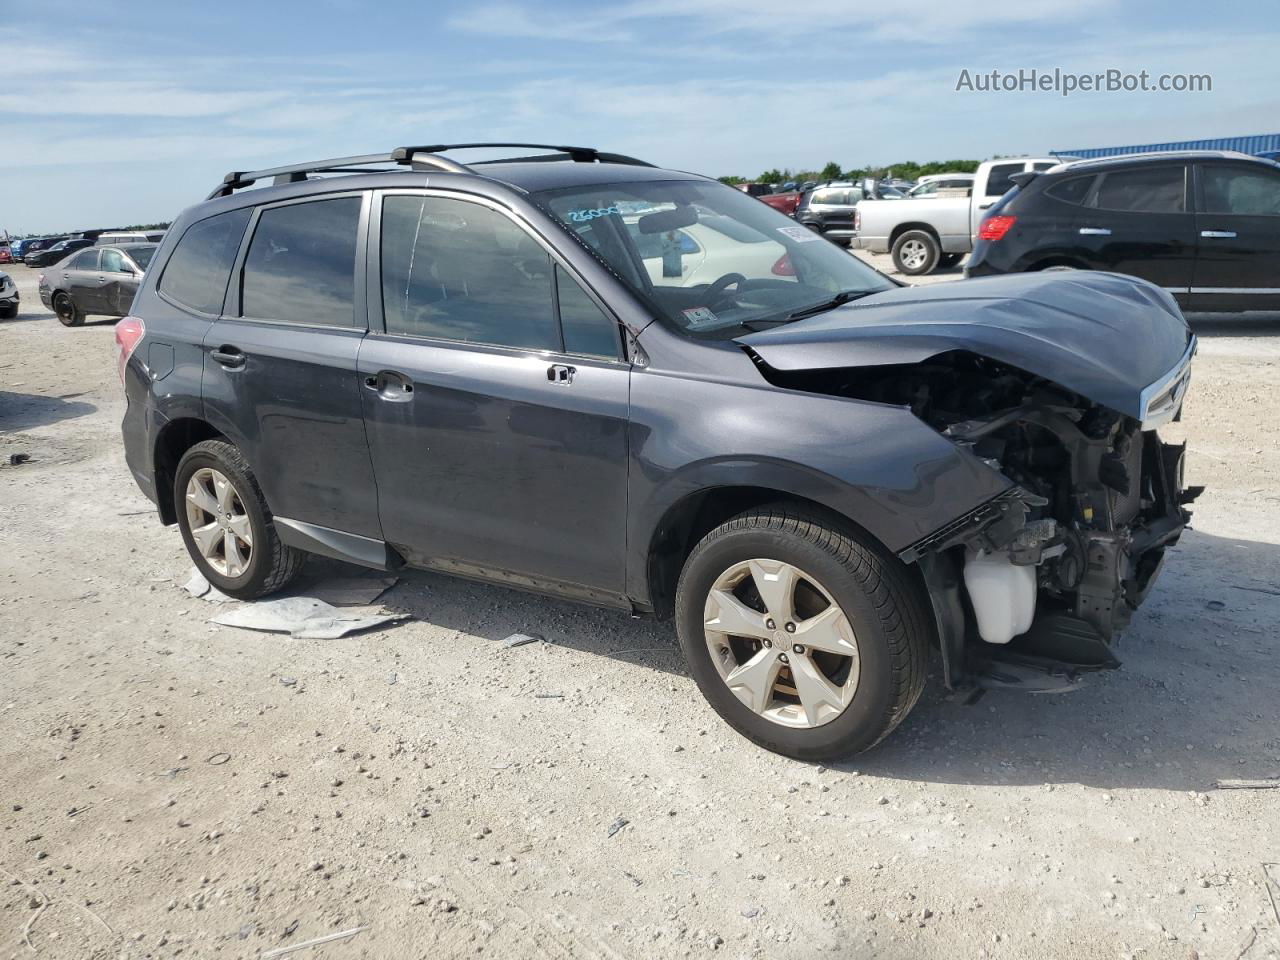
1053;133;1280;161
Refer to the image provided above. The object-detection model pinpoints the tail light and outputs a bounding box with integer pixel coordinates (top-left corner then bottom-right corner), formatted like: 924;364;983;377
37;274;45;285
115;316;145;384
978;215;1017;241
771;254;795;276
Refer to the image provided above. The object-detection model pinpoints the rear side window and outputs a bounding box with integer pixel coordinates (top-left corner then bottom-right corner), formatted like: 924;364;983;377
381;195;559;350
1200;165;1280;215
241;197;362;326
555;265;619;359
1093;166;1185;212
160;208;251;315
985;163;1024;197
1044;175;1095;205
66;250;99;270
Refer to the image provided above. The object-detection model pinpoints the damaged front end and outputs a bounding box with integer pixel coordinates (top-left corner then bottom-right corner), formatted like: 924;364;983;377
770;342;1201;691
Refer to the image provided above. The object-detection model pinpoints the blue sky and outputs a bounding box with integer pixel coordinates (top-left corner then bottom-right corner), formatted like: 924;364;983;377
3;0;1277;233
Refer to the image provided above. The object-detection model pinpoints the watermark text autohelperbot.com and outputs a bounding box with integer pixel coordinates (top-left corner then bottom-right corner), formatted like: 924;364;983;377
955;68;1212;96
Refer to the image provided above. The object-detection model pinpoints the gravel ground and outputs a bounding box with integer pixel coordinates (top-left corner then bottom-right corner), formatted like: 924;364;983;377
2;256;1278;960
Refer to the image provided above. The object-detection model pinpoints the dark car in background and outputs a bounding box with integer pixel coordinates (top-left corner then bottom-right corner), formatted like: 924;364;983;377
39;243;156;326
794;182;864;244
967;150;1280;311
0;270;18;319
24;236;91;267
115;142;1199;760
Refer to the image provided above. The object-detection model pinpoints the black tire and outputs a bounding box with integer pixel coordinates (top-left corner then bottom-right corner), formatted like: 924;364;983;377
891;230;940;276
174;439;304;600
937;253;963;269
675;504;931;760
53;292;83;327
0;304;16;320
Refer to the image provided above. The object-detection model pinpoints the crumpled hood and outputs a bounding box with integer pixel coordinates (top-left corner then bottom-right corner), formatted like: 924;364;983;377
738;271;1193;420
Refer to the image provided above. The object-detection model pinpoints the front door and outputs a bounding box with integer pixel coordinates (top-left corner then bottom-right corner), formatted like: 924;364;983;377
1073;163;1197;290
359;191;631;603
98;248;142;317
1190;162;1280;310
200;191;382;540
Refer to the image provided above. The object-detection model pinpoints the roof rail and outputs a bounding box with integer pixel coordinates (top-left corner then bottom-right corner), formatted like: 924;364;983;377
391;143;655;167
207;143;655;199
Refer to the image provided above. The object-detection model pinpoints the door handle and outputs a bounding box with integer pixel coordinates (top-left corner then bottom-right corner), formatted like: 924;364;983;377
547;363;576;385
1078;227;1112;236
97;275;109;284
364;370;414;402
1200;230;1237;239
977;201;995;209
210;346;246;369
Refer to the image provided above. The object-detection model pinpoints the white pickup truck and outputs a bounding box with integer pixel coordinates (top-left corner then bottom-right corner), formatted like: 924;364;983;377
854;157;1067;275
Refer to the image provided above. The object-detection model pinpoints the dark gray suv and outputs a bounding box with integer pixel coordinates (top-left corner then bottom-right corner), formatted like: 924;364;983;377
119;143;1200;758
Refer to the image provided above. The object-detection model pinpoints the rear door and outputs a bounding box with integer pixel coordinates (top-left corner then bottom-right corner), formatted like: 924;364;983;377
358;190;631;603
1072;163;1196;290
1190;162;1280;309
201;191;382;540
58;249;103;312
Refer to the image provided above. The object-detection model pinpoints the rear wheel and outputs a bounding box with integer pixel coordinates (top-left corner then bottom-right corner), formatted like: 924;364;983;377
174;440;304;600
53;292;83;327
675;505;931;759
891;230;940;275
937;253;963;269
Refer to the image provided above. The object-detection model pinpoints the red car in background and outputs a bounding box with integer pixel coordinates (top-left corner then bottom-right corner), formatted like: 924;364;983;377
734;182;804;217
0;245;12;264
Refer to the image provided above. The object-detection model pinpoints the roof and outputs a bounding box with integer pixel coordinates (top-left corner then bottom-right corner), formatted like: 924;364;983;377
1053;133;1280;160
1050;149;1278;174
204;144;704;202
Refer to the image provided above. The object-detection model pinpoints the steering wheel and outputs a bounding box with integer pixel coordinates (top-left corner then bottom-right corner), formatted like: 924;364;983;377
703;272;747;307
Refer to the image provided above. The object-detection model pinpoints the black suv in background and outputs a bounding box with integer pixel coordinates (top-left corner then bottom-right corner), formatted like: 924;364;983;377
967;150;1280;312
794;183;863;244
118;143;1198;759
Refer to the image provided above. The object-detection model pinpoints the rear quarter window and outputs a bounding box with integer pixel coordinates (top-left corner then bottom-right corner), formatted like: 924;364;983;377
1044;175;1095;205
159;208;252;315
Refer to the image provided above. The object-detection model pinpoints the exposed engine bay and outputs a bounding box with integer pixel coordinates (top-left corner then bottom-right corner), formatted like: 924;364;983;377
761;349;1203;689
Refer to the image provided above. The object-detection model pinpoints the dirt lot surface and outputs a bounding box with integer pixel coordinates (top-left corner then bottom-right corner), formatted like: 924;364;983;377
2;257;1279;960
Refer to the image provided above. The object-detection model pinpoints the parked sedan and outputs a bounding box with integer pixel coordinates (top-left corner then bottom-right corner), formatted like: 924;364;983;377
24;237;93;267
967;150;1280;311
38;243;156;326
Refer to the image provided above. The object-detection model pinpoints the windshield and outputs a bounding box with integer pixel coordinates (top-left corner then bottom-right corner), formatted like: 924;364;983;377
535;179;894;338
127;246;157;270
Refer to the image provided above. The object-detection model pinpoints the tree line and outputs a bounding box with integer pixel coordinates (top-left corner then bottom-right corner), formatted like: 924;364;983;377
719;159;981;186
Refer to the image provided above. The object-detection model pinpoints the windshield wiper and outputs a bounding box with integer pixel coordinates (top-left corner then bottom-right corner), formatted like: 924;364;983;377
739;289;876;331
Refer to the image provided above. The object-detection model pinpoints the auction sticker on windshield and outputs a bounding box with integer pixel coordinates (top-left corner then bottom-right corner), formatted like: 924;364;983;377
777;225;821;243
682;306;720;328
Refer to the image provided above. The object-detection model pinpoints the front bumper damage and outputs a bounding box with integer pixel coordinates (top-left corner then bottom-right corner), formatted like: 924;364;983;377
902;398;1202;693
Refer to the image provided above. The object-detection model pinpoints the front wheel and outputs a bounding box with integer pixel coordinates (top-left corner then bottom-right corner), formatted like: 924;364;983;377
891;230;940;276
0;304;16;320
675;505;931;759
937;253;963;269
53;292;83;327
174;439;304;600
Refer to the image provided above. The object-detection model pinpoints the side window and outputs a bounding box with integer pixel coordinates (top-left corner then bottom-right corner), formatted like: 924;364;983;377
1200;165;1280;216
985;163;1024;197
1045;175;1095;205
556;265;619;359
101;249;126;272
1093;166;1185;213
241;196;361;326
66;250;98;270
381;195;558;351
1032;162;1057;171
159;208;251;315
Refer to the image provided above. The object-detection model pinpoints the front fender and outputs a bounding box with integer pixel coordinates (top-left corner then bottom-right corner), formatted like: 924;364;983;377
624;369;1011;603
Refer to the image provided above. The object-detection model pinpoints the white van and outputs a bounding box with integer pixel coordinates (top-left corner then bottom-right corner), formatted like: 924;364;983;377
96;231;166;246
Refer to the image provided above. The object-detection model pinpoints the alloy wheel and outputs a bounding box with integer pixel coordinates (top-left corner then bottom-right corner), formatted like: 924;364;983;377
703;558;860;728
899;240;928;271
184;467;253;578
